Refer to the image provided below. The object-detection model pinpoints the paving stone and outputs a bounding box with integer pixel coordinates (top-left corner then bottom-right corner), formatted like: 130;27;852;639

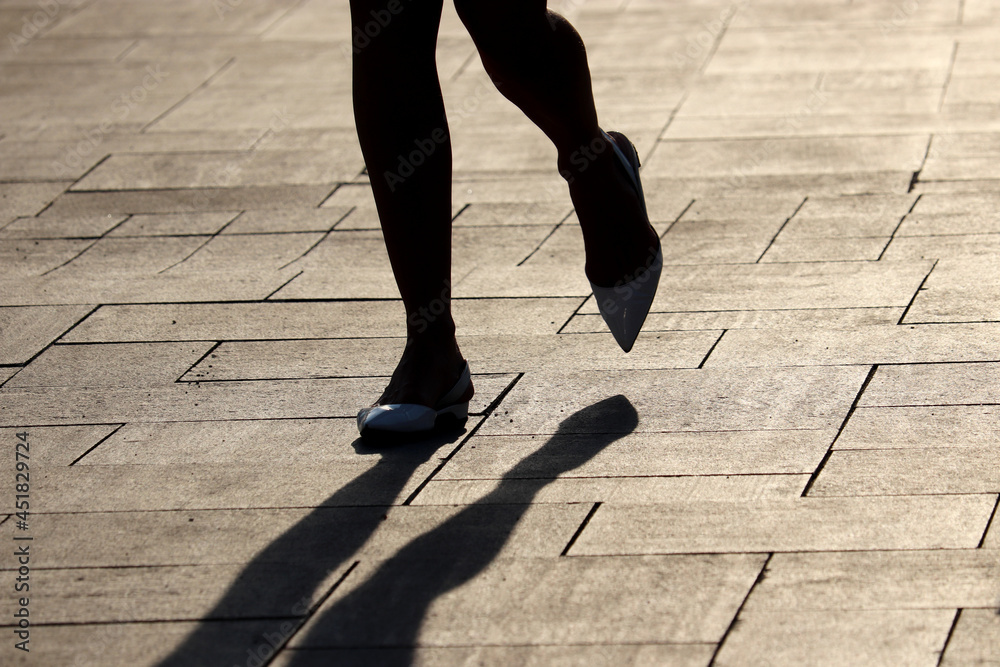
3;562;351;625
72;150;362;190
41;235;210;275
108;211;240;236
294;554;766;647
272;645;715;667
782;194;919;238
7;341;215;388
180;332;717;382
563;307;905;333
747;549;1000;612
439;430;835;480
573;260;932;313
810;448;1000;495
40;185;333;217
645;135;929;180
4;620;284;667
714;609;954;667
412;474;809;506
760;236;888;262
0;238;92;276
941;609;1000;666
0;424;119;469
0;182;71;224
860;362;1000;407
62;299;583;342
48;0;299;36
904;257;1000;322
0;304;92;364
0;368;16;385
837;405;1000;449
0;371;513;425
0;213;128;239
898;211;1000;236
666;111;1000;140
705;323;1000;367
707;30;955;73
570;495;995;555
222;207;351;234
882;233;1000;261
0;269;299;306
475;366;867;435
451;202;572;227
0;503;591;568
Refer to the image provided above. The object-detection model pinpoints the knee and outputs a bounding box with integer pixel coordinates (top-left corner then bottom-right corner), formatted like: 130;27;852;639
455;0;547;50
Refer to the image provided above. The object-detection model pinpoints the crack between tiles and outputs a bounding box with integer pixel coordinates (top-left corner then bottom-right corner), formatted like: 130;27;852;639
140;57;237;134
68;424;126;466
801;364;879;497
261;560;360;667
977;496;999;548
708;552;773;667
897;259;938;325
937;608;962;666
755;196;807;264
937;41;960;113
697;330;726;369
401;372;525;506
877;193;922;260
560;502;601;556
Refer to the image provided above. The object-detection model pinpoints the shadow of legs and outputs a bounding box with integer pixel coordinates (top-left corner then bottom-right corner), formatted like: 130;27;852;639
285;395;638;665
155;428;463;667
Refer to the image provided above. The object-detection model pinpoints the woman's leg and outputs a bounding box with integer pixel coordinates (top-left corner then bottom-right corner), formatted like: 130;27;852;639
351;0;471;407
453;0;658;287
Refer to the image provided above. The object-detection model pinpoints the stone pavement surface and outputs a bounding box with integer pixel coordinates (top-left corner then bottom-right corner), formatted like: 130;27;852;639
1;0;999;664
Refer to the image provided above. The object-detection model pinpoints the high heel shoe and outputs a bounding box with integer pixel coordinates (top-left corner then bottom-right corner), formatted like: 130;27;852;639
588;131;663;353
357;362;472;437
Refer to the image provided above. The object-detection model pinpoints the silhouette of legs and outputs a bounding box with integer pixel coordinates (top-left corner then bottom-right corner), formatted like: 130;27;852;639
353;0;655;412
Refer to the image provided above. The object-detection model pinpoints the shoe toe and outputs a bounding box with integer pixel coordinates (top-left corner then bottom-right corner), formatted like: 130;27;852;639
357;404;438;434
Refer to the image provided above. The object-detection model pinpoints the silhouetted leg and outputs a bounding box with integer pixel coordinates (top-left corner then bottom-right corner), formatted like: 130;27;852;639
454;0;659;287
351;0;471;407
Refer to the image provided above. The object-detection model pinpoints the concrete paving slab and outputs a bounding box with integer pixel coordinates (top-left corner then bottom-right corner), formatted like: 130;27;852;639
575;260;932;313
40;185;334;217
810;448;1000;495
837;405;1000;449
1;562;349;625
5;621;284;667
0;424;118;468
0;214;128;239
108;211;239;237
180;332;716;382
705;323;1000;367
62;298;584;342
570;495;995;555
475;366;867;435
714;609;954;667
564;307;905;333
941;609;1000;666
412;474;809;506
295;554;766;647
860;362;1000;407
904;257;1000;322
438;430;835;480
273;645;715;667
0;304;91;364
747;549;1000;611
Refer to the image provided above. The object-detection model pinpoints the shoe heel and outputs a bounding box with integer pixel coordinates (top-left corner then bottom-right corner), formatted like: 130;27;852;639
437;402;469;422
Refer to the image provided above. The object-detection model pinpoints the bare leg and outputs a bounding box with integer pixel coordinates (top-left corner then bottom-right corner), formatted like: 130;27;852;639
350;0;472;407
454;0;658;287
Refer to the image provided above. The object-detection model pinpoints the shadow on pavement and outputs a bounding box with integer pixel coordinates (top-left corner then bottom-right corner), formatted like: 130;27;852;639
158;395;638;666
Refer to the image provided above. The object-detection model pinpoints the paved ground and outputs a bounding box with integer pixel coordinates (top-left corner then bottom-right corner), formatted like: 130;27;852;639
1;0;999;665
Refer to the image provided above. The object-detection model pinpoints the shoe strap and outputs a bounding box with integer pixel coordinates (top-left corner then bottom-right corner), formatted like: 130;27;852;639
435;362;471;409
602;130;648;220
